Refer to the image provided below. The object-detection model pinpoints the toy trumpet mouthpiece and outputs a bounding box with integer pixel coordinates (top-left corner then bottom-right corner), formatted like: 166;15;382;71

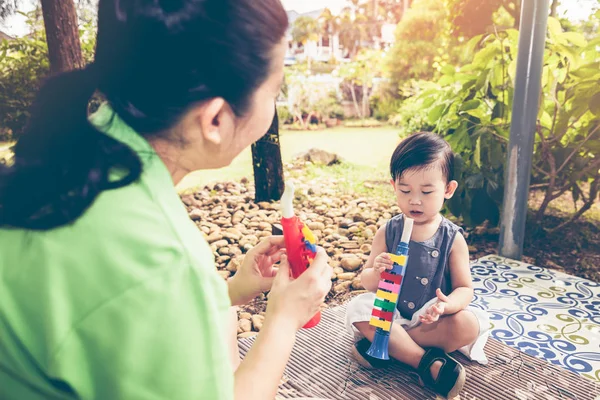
281;181;295;219
401;217;414;243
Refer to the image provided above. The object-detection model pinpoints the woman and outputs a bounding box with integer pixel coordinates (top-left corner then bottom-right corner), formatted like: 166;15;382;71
0;1;332;399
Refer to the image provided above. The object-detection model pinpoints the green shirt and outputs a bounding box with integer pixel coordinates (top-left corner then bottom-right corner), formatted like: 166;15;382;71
0;105;233;399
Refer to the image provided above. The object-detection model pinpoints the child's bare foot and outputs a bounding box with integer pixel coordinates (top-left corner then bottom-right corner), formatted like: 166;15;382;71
430;360;443;380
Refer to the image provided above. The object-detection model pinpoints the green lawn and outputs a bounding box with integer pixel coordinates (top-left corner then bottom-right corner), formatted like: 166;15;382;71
177;126;401;191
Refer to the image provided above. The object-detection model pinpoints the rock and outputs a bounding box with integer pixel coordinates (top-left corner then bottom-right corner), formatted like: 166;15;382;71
257;201;271;210
218;246;230;256
487;227;500;235
334;281;353;293
315;205;328;213
333;266;344;276
297;148;341;166
258;222;271;231
217;270;231;280
337;272;357;281
240;234;259;247
223;227;243;241
366;225;378;234
216;256;230;265
232;210;245;224
213;239;229;249
348;226;360;234
238;319;252;333
239;312;252;320
181;195;195;207
227;255;244;272
339;241;360;250
251;314;265;331
468;245;478;253
206;232;223;244
308;221;326;231
341;256;362;271
189;209;203;221
352;213;365;222
238;332;258;339
360;244;372;254
339;219;354;228
351;277;364;290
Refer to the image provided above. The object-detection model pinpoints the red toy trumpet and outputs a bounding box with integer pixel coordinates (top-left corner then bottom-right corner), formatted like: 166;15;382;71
280;181;321;328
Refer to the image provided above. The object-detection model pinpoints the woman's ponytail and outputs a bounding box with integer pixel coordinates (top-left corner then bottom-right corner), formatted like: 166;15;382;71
0;65;141;230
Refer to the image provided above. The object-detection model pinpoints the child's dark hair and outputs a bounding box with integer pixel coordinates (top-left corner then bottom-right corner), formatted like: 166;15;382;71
390;132;455;183
0;0;288;230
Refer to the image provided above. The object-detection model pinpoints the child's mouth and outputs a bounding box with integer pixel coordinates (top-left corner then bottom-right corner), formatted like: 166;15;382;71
409;210;424;217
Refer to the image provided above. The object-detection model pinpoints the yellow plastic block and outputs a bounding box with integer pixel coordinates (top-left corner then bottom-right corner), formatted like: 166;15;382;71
376;289;398;303
301;226;317;244
389;254;407;266
370;317;392;331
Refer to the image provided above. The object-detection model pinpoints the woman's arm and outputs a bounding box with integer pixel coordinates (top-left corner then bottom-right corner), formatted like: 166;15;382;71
234;315;296;400
234;249;332;400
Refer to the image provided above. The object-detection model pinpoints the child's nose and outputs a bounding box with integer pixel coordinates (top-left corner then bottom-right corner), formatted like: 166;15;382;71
409;197;422;205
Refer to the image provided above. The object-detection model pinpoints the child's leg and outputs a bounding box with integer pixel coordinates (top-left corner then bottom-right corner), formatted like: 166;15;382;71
228;306;241;371
407;310;480;353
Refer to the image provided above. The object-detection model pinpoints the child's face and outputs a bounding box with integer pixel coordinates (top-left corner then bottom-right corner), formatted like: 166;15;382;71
391;166;458;225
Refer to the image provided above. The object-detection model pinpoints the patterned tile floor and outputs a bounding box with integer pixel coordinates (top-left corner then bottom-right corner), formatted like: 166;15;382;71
471;255;600;383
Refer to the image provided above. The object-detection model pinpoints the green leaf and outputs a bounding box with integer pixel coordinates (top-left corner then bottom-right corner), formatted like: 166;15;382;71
441;64;456;76
540;111;553;129
438;74;455;86
465;107;488;121
463;34;483;62
427;104;446;124
422;96;436;108
547;17;563;40
474;136;482;168
562;32;587;48
589;92;600;116
460;99;481;112
447;124;472;153
492;102;508;120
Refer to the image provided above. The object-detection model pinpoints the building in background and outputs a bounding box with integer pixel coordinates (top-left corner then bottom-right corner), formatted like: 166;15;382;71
286;9;343;65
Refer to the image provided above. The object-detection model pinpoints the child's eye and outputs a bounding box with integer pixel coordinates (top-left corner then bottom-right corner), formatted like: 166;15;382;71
400;190;410;194
422;191;433;195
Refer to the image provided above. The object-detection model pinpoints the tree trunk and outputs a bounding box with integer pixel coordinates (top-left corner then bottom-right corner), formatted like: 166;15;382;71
349;83;361;118
252;106;285;202
550;0;559;17
40;0;83;75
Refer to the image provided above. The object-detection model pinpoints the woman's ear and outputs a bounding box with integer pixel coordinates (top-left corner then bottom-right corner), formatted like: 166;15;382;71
444;180;459;199
194;98;226;145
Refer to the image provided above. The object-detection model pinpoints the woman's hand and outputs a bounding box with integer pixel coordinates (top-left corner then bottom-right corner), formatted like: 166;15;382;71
228;236;285;306
265;247;332;330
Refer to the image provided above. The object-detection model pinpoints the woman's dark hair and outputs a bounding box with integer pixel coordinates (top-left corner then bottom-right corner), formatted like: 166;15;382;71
0;0;288;230
390;132;455;183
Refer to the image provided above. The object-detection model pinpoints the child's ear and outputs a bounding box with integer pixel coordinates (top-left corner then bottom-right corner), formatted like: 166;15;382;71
444;180;458;199
390;179;396;190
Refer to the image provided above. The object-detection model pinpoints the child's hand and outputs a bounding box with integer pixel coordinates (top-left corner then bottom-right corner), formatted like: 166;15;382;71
373;253;394;274
419;289;450;324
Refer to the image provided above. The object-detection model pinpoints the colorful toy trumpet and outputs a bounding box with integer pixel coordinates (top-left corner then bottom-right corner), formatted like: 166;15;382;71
280;181;321;328
367;218;414;359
